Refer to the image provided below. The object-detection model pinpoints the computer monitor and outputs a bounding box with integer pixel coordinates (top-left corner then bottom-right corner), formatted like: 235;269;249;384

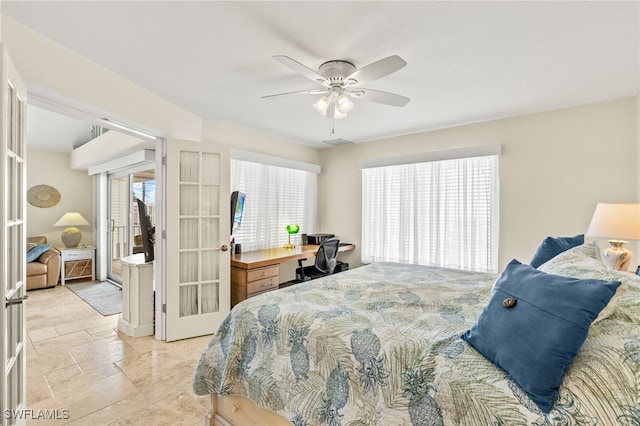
136;198;155;263
230;191;245;235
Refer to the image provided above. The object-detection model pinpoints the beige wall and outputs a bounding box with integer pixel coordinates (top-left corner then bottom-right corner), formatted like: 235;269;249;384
26;150;94;247
319;96;639;271
203;120;319;164
5;14;639;275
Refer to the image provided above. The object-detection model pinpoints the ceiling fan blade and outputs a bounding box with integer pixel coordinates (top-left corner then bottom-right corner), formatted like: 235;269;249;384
345;55;407;86
273;55;327;84
262;89;328;100
358;88;410;107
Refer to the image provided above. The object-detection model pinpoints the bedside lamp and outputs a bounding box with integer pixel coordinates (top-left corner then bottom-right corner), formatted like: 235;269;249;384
54;212;91;248
586;203;640;271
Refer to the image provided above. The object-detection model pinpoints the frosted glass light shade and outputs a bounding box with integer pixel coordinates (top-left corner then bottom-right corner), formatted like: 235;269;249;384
54;212;90;248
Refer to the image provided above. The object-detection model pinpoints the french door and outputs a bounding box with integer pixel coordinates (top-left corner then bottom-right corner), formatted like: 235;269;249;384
1;45;27;425
163;139;230;341
107;168;155;284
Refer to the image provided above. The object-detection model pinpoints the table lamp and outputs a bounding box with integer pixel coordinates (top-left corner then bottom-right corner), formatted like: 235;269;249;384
586;203;640;271
284;224;300;249
55;212;91;248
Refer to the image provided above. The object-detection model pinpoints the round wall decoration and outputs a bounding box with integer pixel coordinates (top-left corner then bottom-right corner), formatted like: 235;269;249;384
27;184;61;208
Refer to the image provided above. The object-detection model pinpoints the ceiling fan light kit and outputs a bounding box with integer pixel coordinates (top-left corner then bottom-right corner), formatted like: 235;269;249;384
264;55;410;135
313;89;354;119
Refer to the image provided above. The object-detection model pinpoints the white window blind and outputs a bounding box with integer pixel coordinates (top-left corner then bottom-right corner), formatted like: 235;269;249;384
362;154;499;272
230;159;317;251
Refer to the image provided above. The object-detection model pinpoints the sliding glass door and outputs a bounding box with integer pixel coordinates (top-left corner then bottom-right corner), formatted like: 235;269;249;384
107;168;155;284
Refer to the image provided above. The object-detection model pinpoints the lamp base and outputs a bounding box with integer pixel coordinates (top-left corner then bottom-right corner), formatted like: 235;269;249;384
603;240;632;271
61;226;82;248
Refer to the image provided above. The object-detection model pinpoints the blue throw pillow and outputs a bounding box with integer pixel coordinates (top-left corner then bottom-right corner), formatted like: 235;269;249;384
462;259;620;413
529;234;584;268
26;244;51;262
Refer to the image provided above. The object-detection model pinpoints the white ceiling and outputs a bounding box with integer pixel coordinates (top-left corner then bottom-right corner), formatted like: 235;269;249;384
4;1;639;151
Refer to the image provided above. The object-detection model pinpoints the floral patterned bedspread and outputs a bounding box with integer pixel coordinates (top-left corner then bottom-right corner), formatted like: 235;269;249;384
192;262;640;425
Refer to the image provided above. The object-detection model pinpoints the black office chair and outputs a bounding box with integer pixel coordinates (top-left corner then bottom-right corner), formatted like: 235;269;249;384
296;238;340;282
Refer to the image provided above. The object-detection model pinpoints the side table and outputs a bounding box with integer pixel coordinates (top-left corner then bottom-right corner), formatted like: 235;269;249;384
58;246;96;285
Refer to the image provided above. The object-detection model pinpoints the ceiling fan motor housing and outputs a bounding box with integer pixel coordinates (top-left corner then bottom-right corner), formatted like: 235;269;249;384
318;60;357;85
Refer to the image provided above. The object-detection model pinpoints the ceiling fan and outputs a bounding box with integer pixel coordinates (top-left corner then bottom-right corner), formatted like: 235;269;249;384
263;55;410;132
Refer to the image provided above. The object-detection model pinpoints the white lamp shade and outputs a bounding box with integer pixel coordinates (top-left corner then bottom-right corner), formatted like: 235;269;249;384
54;212;90;227
586;203;640;241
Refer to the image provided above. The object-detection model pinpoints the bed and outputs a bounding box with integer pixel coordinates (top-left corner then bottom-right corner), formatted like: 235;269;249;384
192;241;640;425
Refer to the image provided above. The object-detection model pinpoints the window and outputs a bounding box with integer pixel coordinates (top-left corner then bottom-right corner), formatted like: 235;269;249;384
230;157;318;251
361;149;499;272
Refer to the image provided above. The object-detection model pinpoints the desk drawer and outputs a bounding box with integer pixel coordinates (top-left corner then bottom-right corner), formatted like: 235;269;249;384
65;249;93;260
247;266;279;282
247;276;279;295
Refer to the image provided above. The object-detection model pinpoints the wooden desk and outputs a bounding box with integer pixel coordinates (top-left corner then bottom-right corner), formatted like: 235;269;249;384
231;244;355;306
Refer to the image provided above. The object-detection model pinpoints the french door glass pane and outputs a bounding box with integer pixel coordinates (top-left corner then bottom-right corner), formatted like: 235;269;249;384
180;185;198;215
180;151;199;182
109;176;128;278
202;153;220;184
201;250;219;281
7;84;14;151
16;160;23;220
201;218;219;249
179;252;198;283
7;226;16;292
201;283;219;314
201;185;220;216
179;219;198;249
179;285;198;317
7;157;15;220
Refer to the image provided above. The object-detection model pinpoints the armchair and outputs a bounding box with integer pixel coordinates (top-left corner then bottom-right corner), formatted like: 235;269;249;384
26;236;61;290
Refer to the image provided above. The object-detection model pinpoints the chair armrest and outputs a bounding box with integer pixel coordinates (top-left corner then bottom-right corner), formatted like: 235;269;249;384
37;248;60;265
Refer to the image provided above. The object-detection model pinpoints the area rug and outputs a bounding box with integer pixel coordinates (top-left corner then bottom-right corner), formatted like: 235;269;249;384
67;281;122;316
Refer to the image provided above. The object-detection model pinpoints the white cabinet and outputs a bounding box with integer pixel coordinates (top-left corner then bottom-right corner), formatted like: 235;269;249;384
117;254;154;337
59;247;95;285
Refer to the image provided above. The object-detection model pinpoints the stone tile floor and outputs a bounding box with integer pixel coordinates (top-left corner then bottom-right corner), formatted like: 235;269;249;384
26;283;213;425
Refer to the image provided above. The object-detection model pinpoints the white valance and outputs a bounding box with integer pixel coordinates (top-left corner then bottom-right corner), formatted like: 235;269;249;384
231;148;321;174
358;144;502;169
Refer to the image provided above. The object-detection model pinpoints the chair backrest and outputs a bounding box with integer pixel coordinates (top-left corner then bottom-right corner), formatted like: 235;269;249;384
315;238;340;274
27;236;47;245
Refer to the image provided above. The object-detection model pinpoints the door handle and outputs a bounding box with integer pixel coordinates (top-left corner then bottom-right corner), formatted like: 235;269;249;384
220;244;229;252
6;294;28;308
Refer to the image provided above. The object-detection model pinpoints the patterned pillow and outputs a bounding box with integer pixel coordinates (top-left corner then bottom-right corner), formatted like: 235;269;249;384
538;242;623;323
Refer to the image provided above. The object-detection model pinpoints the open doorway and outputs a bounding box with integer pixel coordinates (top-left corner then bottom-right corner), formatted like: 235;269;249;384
107;168;155;285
